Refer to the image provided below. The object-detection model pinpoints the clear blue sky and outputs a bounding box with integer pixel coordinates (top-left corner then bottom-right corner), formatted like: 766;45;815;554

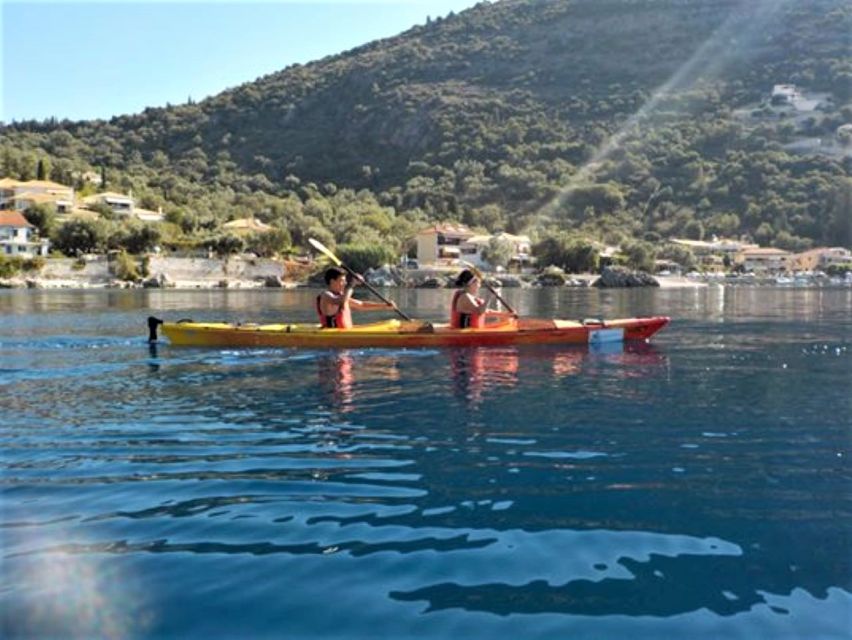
1;0;482;123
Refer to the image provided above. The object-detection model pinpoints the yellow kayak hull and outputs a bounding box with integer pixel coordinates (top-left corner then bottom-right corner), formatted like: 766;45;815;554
159;317;669;349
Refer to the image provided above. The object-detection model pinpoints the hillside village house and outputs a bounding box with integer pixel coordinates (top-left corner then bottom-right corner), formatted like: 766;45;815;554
0;178;75;214
458;232;533;269
415;223;475;265
771;84;800;105
671;237;758;271
737;247;792;273
769;83;820;112
0;210;50;257
414;224;532;269
791;247;852;272
80;191;164;222
82;192;135;216
222;217;274;234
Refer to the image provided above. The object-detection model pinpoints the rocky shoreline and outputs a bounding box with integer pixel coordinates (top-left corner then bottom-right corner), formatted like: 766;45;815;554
19;255;847;290
0;255;702;290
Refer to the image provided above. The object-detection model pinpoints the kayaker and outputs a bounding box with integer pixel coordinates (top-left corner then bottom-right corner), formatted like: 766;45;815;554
450;269;515;329
317;267;395;328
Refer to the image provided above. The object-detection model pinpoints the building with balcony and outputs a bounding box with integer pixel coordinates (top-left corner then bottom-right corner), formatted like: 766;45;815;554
0;210;50;257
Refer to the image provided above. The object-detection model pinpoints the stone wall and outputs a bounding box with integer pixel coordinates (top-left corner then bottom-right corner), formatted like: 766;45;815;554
25;255;287;288
40;256;111;283
146;255;284;285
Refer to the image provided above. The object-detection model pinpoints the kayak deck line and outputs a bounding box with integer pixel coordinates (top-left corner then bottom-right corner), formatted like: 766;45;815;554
148;315;670;349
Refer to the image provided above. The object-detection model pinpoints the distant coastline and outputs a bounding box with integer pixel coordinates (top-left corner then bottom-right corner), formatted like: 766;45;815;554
3;255;849;291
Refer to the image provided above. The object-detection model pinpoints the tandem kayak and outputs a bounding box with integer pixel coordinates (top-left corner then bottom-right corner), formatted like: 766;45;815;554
150;315;669;349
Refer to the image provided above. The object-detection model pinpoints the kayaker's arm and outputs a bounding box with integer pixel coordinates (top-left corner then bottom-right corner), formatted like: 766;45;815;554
486;310;518;320
350;298;395;311
345;275;395;311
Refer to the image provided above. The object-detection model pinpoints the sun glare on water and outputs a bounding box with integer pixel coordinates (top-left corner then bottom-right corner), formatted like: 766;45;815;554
13;531;151;638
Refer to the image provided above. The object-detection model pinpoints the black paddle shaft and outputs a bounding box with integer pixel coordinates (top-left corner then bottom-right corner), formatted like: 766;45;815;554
484;282;517;316
342;266;412;321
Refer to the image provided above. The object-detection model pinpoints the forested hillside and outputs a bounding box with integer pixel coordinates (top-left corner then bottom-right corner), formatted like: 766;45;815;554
2;0;850;258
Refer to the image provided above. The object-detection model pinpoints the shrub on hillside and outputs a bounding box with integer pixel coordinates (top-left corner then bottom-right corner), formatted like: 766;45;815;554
0;256;23;278
336;243;397;274
114;250;141;282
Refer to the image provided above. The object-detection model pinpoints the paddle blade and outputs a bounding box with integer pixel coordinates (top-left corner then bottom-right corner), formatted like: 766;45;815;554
308;238;342;266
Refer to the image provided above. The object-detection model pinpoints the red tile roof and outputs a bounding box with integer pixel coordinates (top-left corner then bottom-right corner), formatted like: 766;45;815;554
0;210;33;227
417;223;474;237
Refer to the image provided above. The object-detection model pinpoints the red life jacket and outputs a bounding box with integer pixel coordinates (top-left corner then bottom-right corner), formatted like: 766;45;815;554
316;293;352;329
450;290;485;329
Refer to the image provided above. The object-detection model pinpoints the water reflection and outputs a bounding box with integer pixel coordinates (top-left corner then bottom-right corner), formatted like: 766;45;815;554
447;343;668;406
3;288;850;638
450;348;519;405
317;352;356;411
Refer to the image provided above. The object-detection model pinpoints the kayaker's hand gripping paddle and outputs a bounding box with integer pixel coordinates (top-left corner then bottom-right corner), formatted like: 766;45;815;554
460;260;518;317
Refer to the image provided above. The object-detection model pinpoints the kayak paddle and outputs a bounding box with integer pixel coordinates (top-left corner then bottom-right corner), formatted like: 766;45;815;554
460;260;518;316
308;238;412;321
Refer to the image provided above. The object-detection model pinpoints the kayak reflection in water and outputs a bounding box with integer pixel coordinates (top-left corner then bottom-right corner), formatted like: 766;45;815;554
451;347;520;405
450;270;516;329
451;343;670;404
317;352;356;412
317;267;395;329
317;352;404;413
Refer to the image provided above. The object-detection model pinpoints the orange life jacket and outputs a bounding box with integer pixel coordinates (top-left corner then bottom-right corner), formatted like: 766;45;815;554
316;293;353;329
450;290;485;329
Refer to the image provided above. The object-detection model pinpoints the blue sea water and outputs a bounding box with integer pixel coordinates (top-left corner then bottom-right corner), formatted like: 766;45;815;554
1;286;850;639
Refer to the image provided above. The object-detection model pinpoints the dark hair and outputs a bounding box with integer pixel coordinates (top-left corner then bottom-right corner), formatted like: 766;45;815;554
454;269;476;288
324;266;347;284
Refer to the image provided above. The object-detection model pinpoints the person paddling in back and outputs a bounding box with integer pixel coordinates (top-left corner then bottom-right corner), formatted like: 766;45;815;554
450;269;515;329
317;267;395;329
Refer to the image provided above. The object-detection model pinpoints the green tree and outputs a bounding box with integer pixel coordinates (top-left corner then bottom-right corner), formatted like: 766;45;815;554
620;239;656;272
658;243;697;270
481;237;514;269
52;219;104;255
209;233;245;256
827;178;852;247
123;224;163;254
754;222;775;246
773;230;812;252
246;228;292;258
336;243;397;273
683;219;705;241
532;234;599;273
23;204;56;237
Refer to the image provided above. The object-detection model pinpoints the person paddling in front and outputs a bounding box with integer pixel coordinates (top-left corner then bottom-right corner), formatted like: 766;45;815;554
317;267;395;328
450;269;515;329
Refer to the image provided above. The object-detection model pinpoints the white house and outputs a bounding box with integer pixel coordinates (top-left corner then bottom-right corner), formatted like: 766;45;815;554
458;232;533;269
770;84;820;112
415;223;475;265
771;84;800;104
0;209;50;257
134;207;165;223
82;192;135;216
